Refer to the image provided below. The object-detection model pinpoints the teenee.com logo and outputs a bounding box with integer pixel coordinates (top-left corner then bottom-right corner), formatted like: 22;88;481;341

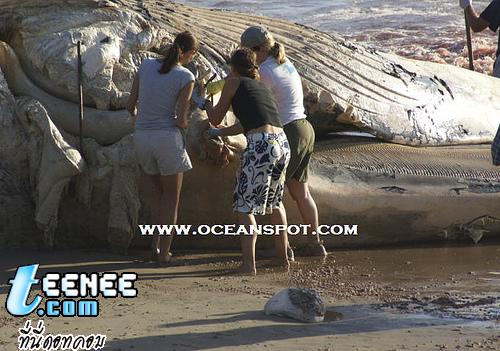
5;264;138;318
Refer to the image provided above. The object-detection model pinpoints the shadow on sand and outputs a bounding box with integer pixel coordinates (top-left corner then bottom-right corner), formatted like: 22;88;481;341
104;304;470;351
0;249;240;294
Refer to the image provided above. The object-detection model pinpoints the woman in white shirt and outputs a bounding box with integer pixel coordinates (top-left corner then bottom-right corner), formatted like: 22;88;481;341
240;26;327;258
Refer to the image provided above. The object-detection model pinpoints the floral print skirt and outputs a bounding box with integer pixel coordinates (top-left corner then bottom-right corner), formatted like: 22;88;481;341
233;131;290;215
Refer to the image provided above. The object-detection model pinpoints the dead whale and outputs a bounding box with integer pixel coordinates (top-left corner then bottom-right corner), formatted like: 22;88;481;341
1;0;499;146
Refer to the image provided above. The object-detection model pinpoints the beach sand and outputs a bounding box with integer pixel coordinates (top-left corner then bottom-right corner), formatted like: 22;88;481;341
0;246;499;351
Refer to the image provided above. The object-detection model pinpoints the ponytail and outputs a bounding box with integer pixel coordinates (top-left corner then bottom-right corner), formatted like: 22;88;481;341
159;31;198;74
269;42;286;65
246;66;260;80
229;48;260;80
159;43;182;74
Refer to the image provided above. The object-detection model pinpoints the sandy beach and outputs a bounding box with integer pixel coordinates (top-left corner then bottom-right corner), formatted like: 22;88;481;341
1;245;498;351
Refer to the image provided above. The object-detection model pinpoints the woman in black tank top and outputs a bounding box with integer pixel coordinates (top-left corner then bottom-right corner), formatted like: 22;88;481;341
204;48;291;275
230;77;282;132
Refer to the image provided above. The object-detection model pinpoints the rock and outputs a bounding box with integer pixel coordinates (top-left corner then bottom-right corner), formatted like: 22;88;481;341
264;288;326;323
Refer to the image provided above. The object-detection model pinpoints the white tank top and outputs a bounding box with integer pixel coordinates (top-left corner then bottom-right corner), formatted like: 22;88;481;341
259;57;307;126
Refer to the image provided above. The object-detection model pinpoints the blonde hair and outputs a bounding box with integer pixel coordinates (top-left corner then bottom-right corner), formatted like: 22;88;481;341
261;37;286;65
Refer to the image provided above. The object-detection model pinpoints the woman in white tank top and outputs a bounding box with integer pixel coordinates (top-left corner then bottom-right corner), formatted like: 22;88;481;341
240;26;328;258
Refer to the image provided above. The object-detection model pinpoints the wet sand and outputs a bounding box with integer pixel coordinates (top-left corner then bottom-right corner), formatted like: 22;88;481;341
0;245;499;351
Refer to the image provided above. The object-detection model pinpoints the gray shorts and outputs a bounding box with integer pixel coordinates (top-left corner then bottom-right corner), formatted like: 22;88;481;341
133;128;192;176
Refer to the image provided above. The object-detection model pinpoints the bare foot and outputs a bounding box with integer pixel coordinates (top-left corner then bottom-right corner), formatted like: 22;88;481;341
234;264;256;276
156;252;173;267
149;250;160;262
149;250;173;263
269;258;290;269
299;241;328;257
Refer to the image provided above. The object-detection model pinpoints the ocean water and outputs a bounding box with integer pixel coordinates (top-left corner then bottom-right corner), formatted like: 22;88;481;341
177;0;498;75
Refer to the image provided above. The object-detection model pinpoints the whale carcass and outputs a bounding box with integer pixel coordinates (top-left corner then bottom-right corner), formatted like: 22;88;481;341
0;0;498;251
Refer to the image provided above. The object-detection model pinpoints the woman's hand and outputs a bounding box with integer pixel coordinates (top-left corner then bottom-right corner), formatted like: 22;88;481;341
206;127;222;138
204;100;213;111
127;74;139;119
205;123;244;138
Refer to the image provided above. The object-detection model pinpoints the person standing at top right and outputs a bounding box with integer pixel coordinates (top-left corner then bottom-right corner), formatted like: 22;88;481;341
240;26;327;258
460;0;500;77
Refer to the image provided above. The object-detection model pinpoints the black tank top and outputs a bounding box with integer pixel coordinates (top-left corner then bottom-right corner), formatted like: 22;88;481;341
231;77;282;133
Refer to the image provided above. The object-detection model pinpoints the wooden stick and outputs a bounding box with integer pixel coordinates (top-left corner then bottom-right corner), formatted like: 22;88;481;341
77;41;84;152
464;9;474;71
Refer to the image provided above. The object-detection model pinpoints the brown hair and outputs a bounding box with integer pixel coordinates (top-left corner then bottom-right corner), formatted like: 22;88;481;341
159;31;198;74
254;37;286;65
229;48;259;79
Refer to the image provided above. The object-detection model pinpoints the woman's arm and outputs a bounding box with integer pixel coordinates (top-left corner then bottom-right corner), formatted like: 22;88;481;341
126;74;139;124
176;81;195;129
220;123;244;136
206;123;244;139
206;77;239;126
465;5;489;32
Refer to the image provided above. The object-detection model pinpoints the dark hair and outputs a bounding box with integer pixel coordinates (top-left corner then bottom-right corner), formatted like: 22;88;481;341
159;31;198;74
229;48;259;79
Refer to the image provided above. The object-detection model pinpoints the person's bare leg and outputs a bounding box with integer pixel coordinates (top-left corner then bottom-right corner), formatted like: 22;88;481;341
269;203;289;267
149;175;163;260
158;173;183;263
237;213;257;275
287;178;327;256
